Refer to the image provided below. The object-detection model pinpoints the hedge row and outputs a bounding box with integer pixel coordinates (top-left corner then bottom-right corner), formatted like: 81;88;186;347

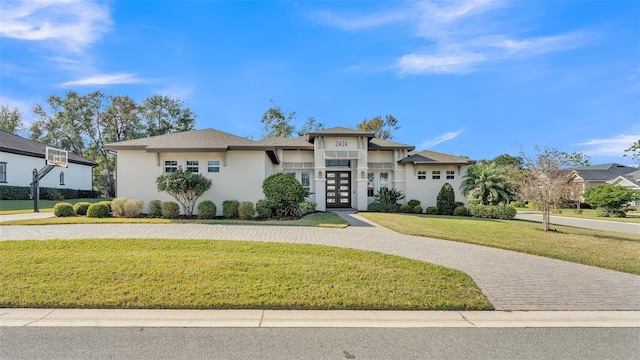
468;204;517;220
0;185;100;200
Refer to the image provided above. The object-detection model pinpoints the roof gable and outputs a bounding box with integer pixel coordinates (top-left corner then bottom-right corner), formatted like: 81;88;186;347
571;163;637;181
398;150;475;165
0;129;96;166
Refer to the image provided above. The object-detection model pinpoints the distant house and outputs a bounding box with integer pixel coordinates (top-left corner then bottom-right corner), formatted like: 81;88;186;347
0;129;96;191
104;127;475;215
570;163;639;208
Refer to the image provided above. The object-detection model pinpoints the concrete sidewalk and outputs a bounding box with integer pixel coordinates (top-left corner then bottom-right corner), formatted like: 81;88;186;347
1;309;638;328
516;212;640;234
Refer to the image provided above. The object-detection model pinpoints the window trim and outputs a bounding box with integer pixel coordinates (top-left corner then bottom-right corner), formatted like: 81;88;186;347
207;160;220;173
186;160;199;173
0;162;6;183
432;170;441;180
164;160;178;173
446;170;455;179
417;170;427;180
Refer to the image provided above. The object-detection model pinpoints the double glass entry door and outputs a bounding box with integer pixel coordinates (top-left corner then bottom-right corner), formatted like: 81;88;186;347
326;171;351;208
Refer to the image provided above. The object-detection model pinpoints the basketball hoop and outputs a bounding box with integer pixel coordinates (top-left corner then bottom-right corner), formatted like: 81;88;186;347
55;162;61;167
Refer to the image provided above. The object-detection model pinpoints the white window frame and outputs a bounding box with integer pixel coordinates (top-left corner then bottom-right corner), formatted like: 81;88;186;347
164;160;178;173
285;170;313;194
432;170;441;180
367;171;390;198
207;160;220;173
186;160;199;173
417;170;427;180
0;162;6;183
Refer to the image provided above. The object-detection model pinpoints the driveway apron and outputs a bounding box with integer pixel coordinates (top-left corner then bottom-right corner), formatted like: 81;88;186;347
1;215;639;311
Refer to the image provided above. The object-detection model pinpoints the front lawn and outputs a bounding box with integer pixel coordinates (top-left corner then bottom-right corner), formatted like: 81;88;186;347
0;239;491;310
0;212;349;228
0;198;111;214
359;213;640;275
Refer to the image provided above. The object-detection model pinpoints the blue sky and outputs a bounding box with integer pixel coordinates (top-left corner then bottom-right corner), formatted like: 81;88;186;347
1;0;639;164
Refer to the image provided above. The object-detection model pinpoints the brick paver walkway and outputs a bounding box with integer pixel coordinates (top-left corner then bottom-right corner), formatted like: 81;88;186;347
1;213;639;311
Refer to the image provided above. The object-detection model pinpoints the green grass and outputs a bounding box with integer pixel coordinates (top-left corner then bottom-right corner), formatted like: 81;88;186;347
0;239;491;310
360;213;640;275
0;212;349;228
0;198;111;214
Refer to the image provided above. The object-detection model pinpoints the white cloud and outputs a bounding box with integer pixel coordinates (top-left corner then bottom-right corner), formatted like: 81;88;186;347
577;133;640;157
419;129;465;149
61;73;146;87
313;8;412;30
398;52;485;75
0;0;112;52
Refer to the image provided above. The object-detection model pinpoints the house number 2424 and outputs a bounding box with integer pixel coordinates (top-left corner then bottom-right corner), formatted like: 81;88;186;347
336;141;348;147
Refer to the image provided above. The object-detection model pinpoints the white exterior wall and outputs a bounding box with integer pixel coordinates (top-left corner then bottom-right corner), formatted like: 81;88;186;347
403;164;469;207
115;150;268;215
0;151;93;190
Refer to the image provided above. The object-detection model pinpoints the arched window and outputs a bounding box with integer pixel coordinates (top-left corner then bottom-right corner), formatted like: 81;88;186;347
59;172;65;185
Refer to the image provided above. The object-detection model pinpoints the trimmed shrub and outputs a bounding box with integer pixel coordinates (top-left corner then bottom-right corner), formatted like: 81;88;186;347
256;199;272;219
0;185;99;200
426;206;439;215
298;201;317;217
238;201;255;220
148;200;163;218
123;199;143;218
453;206;468;216
197;201;217;219
510;200;526;208
399;204;413;213
111;198;127;217
98;201;112;213
53;202;75;217
436;183;456;215
367;201;398;213
262;173;310;218
86;203;110;218
42;188;64;201
413;205;423;214
161;201;180;219
467;199;482;206
222;200;240;219
73;202;91;216
468;204;516;220
407;199;421;207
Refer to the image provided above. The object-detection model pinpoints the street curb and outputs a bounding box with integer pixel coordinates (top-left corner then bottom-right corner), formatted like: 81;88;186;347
1;309;638;328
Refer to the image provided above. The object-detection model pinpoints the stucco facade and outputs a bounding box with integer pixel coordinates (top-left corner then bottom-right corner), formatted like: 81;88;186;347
105;127;474;215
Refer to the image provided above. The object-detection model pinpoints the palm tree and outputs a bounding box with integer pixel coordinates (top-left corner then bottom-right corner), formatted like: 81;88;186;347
460;161;512;205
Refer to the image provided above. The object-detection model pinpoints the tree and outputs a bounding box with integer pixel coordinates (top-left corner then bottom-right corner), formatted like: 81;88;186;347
436;183;456;215
518;147;575;231
261;100;296;138
156;167;212;217
460;162;512;205
356;114;400;140
297;116;324;137
491;154;524;169
262;172;310;218
140;95;196;137
624;140;640;166
562;151;591;167
0;105;24;133
583;184;637;217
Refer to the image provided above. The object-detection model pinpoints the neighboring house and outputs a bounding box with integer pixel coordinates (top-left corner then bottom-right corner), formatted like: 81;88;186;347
570;163;638;193
0;129;96;191
104;127;475;215
608;169;640;208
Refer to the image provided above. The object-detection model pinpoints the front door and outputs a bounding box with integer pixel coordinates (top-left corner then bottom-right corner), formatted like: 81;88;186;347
326;171;351;208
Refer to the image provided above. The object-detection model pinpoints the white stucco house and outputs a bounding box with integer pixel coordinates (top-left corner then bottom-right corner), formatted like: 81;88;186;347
0;129;96;192
104;127;475;215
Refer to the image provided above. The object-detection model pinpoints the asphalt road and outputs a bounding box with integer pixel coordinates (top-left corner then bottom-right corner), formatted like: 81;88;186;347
515;213;640;234
1;327;638;359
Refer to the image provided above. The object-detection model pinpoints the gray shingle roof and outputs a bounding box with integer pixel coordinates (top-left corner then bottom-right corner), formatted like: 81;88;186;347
104;128;258;152
368;138;415;150
0;129;96;166
571;163;637;181
398;150;475;165
255;137;314;149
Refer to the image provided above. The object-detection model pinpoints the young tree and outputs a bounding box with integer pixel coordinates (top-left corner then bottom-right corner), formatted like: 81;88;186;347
583;184;637;217
356;114;400;140
0;105;25;133
460;162;511;205
156;168;212;217
518;147;575;231
436;183;456;215
140;95;196;136
624;140;640;166
261;100;296;138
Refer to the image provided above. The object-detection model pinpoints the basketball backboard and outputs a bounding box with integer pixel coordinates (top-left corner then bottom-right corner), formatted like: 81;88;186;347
46;146;69;168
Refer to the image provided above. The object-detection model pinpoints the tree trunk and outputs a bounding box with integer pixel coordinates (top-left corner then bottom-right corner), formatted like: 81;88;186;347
541;206;551;231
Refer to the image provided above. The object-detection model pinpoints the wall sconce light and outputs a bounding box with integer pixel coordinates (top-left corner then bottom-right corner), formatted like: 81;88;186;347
361;171;366;179
318;170;323;178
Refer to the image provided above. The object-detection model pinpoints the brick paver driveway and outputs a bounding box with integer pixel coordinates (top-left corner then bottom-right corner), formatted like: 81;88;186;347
2;214;639;311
